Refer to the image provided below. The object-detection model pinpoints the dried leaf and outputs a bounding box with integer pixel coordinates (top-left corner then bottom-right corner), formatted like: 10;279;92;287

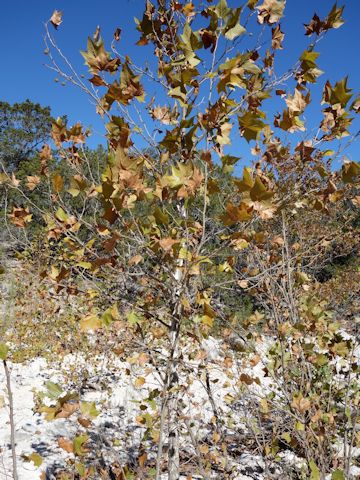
50;10;62;29
58;437;74;453
134;377;146;388
114;27;122;41
26;175;41;191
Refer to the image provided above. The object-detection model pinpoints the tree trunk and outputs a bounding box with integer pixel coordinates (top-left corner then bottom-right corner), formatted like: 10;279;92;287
3;360;18;480
167;313;181;479
167;203;186;480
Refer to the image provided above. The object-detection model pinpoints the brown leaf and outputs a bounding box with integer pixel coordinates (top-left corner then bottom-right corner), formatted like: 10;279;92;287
58;437;73;453
55;402;79;419
257;0;285;25
271;25;284;49
151;105;177;125
291;395;311;413
26;175;41;191
200;29;217;52
40;144;51;175
11;173;20;187
89;75;107;87
113;28;122;41
128;254;143;266
351;195;360;207
158;238;179;252
78;417;92;428
285;88;309;115
138;352;149;366
238;279;249;289
221;202;253;225
252;201;276;219
52;172;64;193
50;10;62;29
9;207;32;228
103;206;119;225
304;13;323;36
138;452;147;469
239;373;255;385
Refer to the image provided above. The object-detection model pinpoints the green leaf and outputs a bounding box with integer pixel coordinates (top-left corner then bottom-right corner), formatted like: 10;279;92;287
221;155;240;173
250;177;273;201
295;421;305;431
224;8;246;40
322;149;335;156
22;453;43;467
281;432;291;443
331;470;345;480
101;304;119;327
73;435;89;456
300;50;320;69
342;161;360;184
225;22;246;40
76;262;92;270
235;167;254;191
126;311;142;325
0;343;8;361
154;207;169;225
55;207;68;222
215;0;231;19
309;459;320;480
314;354;328;366
29;453;43;467
325;3;345;29
179;23;201;67
238;111;266;142
331;78;352;106
45;381;63;400
331;341;349;357
168;87;187;106
75;462;86;477
80;401;100;419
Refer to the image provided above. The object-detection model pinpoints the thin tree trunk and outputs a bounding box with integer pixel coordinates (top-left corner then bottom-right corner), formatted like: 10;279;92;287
3;360;18;480
167;202;186;480
167;317;180;480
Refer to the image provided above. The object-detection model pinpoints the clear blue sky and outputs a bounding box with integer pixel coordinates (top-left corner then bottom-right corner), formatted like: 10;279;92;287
1;0;359;159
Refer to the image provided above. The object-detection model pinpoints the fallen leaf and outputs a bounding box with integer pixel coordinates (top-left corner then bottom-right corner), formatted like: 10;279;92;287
58;437;74;453
134;377;146;388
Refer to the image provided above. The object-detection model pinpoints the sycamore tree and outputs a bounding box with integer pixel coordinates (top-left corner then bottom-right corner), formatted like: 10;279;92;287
1;1;360;479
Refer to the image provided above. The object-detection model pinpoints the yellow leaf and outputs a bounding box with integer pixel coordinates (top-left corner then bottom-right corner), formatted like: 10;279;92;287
199;444;209;454
260;398;269;414
52;172;64;193
80;314;101;332
201;315;214;327
135;377;146;388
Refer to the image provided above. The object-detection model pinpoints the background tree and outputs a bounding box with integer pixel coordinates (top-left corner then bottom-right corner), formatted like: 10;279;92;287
0;100;53;172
